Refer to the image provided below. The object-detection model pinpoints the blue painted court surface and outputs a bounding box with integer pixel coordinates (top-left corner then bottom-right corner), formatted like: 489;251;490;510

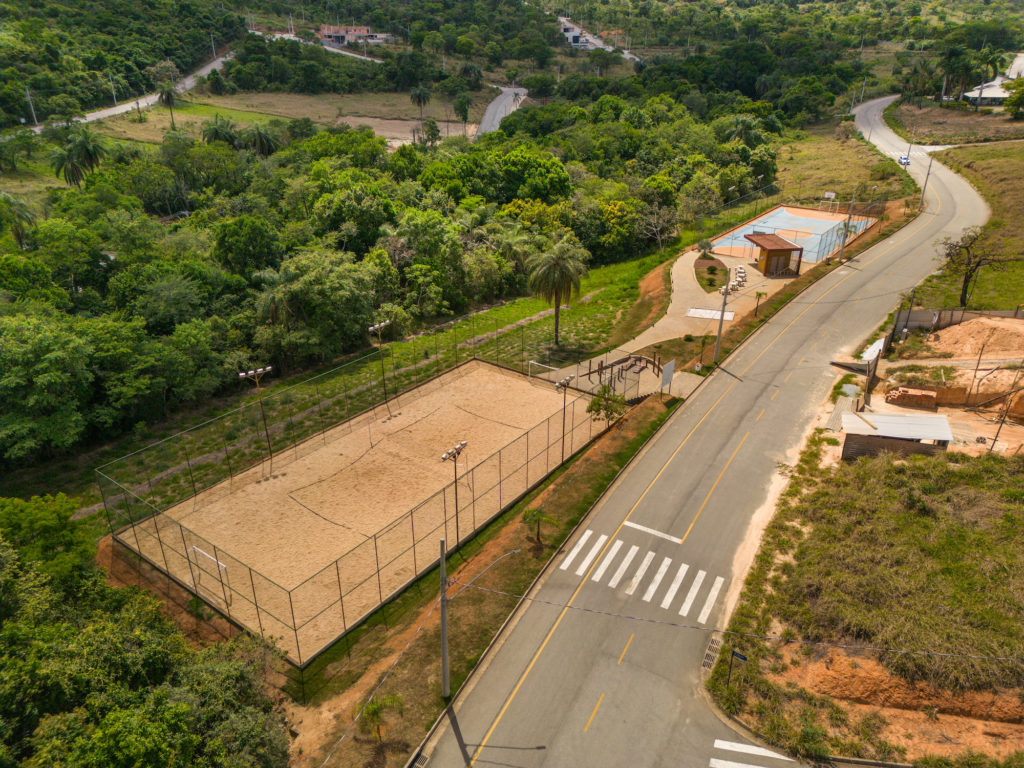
712;206;874;263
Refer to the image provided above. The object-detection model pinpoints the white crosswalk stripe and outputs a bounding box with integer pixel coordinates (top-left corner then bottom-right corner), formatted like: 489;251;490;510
679;569;706;616
560;529;592;571
713;740;793;761
642;556;672;602
624;550;655;596
559;529;728;621
607;543;638;588
575;534;607;576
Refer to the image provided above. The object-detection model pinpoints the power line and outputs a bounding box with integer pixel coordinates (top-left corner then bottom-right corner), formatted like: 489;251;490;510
450;580;1024;665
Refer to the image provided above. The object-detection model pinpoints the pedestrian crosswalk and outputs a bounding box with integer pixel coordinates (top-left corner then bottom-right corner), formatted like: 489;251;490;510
708;739;794;768
559;527;726;623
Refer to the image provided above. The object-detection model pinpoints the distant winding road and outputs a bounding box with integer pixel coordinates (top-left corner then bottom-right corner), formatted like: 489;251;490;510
476;86;528;137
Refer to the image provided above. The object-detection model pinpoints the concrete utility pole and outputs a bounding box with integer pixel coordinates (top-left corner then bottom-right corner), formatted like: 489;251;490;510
108;73;118;106
836;192;857;263
713;269;730;365
920;155;934;208
24;88;38;126
440;538;450;697
210;31;217;59
990;358;1024;453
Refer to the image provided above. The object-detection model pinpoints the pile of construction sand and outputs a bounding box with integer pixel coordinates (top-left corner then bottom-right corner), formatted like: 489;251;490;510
929;317;1024;358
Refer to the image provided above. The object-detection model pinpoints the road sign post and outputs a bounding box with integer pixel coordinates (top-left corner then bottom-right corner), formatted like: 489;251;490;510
727;649;747;686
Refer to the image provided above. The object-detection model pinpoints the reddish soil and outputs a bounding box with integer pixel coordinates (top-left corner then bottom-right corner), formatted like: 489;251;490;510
929;317;1024;358
635;260;671;331
771;647;1024;759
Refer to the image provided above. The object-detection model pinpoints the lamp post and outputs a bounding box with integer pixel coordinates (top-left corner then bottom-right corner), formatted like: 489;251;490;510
368;319;392;417
239;366;274;473
442;441;467;544
555;375;574;463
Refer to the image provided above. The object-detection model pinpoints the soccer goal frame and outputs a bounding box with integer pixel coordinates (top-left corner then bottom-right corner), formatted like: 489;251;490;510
188;545;232;608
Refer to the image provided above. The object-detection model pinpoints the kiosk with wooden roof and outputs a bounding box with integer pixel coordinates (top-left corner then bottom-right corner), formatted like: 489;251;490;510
744;232;803;277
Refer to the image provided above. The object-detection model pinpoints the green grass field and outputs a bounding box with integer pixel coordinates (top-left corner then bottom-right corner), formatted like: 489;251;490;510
914;140;1024;309
93;100;281;143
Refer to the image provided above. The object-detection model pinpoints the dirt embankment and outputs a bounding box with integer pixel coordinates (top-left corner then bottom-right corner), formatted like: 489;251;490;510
771;647;1024;759
928;317;1024;359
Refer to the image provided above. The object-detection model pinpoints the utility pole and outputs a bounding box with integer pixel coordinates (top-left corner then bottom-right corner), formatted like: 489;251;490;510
442;441;468;544
859;77;867;104
210;31;217;59
108;73;118;106
24;88;38;126
712;269;730;365
368;320;393;417
440;538;450;698
239;367;275;473
836;192;857;263
920;155;934;208
990;358;1024;453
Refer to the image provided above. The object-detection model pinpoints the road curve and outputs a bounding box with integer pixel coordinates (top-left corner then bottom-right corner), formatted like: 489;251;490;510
476;86;528;137
418;96;988;768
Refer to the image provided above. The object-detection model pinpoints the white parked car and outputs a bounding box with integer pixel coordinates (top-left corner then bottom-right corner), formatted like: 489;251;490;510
898;155;910;166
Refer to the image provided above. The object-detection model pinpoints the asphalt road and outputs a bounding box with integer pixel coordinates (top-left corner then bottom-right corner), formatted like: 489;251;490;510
420;95;989;768
477;87;528;136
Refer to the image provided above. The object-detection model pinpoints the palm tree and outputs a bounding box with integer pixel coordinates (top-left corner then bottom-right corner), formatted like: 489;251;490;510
978;46;1008;80
244;123;282;156
157;82;178;129
410;85;432;125
67;126;107;173
0;192;35;247
726;115;765;148
527;232;589;347
357;693;404;743
202;114;240;147
50;146;86;187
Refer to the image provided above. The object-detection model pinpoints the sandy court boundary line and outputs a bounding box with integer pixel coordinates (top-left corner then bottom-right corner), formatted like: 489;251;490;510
113;361;596;663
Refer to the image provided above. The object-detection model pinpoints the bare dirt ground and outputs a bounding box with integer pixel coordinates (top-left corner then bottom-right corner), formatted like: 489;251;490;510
771;646;1024;760
117;362;593;663
892;103;1024;145
927;316;1024;358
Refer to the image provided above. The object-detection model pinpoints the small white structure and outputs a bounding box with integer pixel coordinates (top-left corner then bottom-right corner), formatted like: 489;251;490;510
841;412;952;460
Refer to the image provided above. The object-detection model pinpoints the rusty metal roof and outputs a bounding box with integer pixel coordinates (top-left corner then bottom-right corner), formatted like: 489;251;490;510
743;233;802;251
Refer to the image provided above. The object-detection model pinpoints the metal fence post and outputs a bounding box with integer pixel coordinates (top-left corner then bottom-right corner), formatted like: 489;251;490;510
212;544;232;618
179;525;198;591
152;515;172;576
334;560;347;631
373;535;383;601
288;591;302;666
248;567;265;635
410;511;417;573
315;381;328;442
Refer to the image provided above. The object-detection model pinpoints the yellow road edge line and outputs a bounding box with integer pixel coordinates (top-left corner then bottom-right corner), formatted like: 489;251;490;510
584;693;605;733
755;408;765;423
466;205;934;762
679;431;750;545
618;634;634;665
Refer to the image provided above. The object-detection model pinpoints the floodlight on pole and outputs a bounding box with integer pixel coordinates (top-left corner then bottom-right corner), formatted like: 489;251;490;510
369;320;393;417
555;375;575;463
441;441;467;543
239;365;274;473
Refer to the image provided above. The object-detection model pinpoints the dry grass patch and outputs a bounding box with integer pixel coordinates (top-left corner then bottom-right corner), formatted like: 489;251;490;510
887;102;1024;145
94;101;279;143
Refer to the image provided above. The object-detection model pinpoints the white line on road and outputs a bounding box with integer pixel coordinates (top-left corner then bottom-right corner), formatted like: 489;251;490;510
698;576;725;624
607;545;638;588
678;569;706;616
560;529;592;571
660;562;689;609
710;758;780;768
713;740;793;761
642;556;672;602
575;534;608;576
591;539;622;582
622;520;681;543
624;551;655;596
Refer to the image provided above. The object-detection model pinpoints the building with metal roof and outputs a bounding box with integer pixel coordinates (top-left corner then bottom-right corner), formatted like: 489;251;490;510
840;412;952;460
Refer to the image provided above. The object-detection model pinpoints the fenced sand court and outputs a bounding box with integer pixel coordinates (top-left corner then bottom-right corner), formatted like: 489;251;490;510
114;361;597;664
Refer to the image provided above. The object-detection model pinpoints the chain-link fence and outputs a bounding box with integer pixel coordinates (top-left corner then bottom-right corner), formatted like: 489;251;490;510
98;359;601;665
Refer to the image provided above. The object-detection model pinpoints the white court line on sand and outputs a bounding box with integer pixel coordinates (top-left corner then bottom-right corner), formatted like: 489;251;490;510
623;520;681;544
560;529;592;571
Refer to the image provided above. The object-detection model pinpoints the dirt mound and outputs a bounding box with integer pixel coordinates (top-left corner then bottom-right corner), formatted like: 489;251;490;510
929;317;1024;358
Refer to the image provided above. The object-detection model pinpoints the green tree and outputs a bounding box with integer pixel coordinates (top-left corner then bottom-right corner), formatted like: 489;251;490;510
0;191;35;247
527;232;589;346
410;84;432;124
244;123;282;156
67;126;108;172
201;114;240;147
977;46;1007;80
212;215;282;278
157;82;178;129
940;226;1015;307
49;146;86;188
357;693;404;743
586;383;628;427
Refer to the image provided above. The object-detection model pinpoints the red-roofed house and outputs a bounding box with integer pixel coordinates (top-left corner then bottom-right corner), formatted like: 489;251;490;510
744;232;803;277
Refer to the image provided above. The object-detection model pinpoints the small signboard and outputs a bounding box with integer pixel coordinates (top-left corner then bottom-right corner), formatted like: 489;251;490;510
661;359;675;390
823;191;836;200
732;650;747;662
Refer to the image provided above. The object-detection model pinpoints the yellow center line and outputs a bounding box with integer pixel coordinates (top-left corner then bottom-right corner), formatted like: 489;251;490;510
771;389;780;401
618;634;634;665
755;408;765;422
465;205;936;763
809;341;817;350
784;371;794;383
584;693;605;732
680;431;749;544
